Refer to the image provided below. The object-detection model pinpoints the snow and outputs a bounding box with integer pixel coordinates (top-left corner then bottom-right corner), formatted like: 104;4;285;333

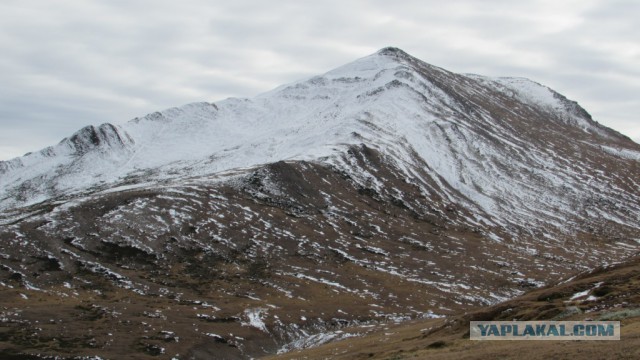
241;308;269;332
569;282;604;301
204;333;225;340
601;145;640;160
569;289;591;300
294;273;355;293
277;329;359;354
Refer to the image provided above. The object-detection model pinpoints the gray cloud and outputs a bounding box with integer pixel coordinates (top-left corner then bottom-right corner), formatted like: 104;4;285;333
1;0;638;160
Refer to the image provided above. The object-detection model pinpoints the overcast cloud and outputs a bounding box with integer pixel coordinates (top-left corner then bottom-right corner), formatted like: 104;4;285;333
1;0;638;160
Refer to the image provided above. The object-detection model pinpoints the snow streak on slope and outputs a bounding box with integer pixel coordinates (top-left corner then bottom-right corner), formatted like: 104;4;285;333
1;48;639;238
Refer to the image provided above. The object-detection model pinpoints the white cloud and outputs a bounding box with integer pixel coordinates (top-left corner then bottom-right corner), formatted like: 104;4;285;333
1;0;638;159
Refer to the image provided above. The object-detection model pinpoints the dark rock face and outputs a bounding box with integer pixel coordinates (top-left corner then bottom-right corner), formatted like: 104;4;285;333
67;123;134;154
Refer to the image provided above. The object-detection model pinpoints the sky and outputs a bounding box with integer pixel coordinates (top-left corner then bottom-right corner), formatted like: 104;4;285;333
1;0;639;160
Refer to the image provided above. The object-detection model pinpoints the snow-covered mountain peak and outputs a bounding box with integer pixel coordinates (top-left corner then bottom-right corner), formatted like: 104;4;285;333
323;47;409;79
1;48;639;237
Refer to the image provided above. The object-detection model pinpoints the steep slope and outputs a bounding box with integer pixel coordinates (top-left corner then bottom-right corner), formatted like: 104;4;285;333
0;48;639;359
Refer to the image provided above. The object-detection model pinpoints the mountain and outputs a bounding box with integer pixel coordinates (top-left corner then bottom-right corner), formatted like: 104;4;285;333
269;254;640;359
0;47;639;359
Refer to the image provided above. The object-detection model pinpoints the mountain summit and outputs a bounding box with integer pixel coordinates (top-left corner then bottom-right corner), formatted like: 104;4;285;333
1;48;639;359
